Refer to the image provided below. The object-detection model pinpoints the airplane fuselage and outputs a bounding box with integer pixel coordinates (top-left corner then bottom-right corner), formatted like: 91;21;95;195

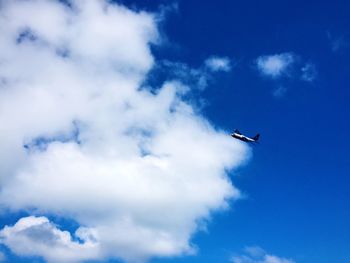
231;133;256;142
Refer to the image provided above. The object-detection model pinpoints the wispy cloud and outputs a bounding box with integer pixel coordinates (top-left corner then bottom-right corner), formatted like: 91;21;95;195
204;56;232;72
301;63;317;82
273;86;288;98
231;246;295;263
149;56;232;91
256;53;295;78
255;52;317;97
0;1;248;262
327;31;347;52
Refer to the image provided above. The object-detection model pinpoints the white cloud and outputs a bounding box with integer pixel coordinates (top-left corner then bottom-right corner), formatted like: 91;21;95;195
256;53;295;78
255;53;316;97
204;56;232;72
154;57;231;91
301;63;317;82
160;60;205;88
231;246;295;263
0;1;249;262
0;216;99;263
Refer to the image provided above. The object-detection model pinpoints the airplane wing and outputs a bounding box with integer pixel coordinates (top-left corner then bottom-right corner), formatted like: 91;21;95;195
234;129;241;134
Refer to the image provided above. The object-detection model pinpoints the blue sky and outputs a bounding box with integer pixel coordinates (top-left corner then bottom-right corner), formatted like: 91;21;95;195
137;1;350;262
0;0;349;263
132;0;350;262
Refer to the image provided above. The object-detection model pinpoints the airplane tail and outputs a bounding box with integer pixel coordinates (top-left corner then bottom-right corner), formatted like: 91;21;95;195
253;133;260;141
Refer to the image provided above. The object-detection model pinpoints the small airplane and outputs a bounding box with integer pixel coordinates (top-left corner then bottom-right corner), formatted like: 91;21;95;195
231;129;260;143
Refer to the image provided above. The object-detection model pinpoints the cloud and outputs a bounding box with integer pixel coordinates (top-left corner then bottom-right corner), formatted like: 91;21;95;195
301;63;317;82
0;216;99;263
231;246;295;263
255;53;317;97
327;32;347;52
0;251;5;262
255;53;317;83
0;1;249;262
272;86;287;98
157;60;207;89
255;53;295;78
148;57;232;91
204;56;232;72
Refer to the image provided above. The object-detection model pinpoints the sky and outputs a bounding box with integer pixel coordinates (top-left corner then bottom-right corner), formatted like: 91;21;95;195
0;0;349;263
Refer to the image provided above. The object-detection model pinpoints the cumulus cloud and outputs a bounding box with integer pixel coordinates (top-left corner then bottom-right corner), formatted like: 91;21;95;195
204;56;232;72
0;1;249;262
256;53;295;78
0;216;99;263
231;246;295;263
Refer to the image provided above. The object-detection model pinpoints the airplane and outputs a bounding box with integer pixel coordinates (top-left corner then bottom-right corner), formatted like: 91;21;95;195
231;129;260;143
